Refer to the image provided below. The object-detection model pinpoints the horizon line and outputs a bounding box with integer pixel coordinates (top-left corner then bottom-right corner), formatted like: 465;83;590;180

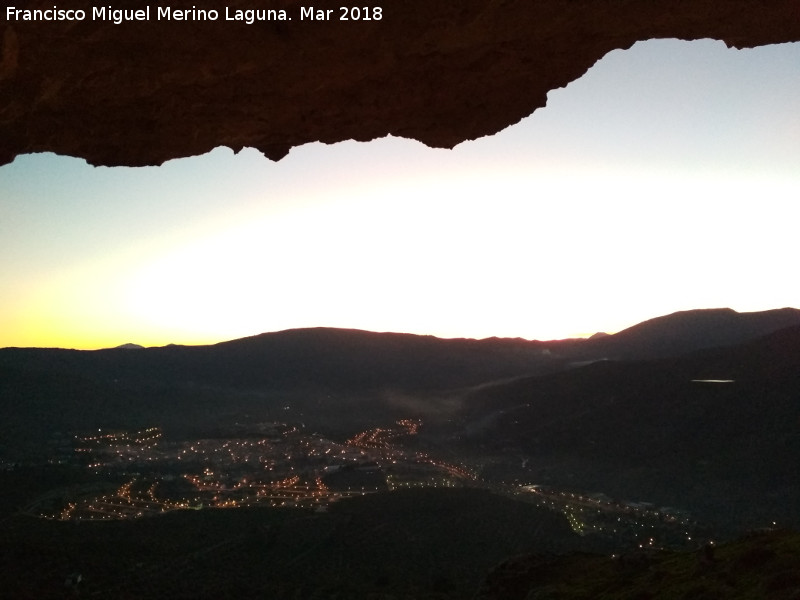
3;305;798;352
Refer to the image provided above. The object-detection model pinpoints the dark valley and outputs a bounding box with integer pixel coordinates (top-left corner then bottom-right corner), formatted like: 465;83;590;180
1;307;799;598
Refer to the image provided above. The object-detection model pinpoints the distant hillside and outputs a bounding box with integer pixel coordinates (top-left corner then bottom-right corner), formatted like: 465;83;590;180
3;308;798;393
0;327;564;394
204;327;565;390
0;487;606;599
113;343;144;350
458;325;800;532
555;307;800;361
0;328;568;453
1;307;798;458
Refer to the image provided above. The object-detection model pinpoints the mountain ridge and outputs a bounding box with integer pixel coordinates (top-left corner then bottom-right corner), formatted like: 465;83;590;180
456;323;800;532
550;307;800;361
1;309;799;539
6;306;800;354
2;309;799;395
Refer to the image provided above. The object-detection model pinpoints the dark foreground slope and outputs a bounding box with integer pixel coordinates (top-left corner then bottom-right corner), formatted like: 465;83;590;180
0;488;606;600
475;528;800;600
458;326;800;533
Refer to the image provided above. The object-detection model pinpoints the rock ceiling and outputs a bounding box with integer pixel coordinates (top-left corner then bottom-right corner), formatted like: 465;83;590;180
1;0;798;167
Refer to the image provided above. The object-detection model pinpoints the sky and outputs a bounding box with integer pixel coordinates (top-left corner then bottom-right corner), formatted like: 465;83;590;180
1;39;798;350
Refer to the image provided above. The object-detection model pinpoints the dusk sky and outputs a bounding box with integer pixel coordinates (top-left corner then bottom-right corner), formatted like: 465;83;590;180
1;38;798;350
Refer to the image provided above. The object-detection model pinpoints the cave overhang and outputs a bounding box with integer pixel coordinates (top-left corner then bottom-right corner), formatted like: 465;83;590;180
1;0;798;167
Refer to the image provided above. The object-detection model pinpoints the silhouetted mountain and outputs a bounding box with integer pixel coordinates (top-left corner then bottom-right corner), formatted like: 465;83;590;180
475;528;800;600
556;307;800;361
587;331;610;340
458;325;800;532
203;327;567;390
1;308;798;453
2;312;800;596
0;487;605;599
0;327;563;394
3;308;797;394
0;329;570;452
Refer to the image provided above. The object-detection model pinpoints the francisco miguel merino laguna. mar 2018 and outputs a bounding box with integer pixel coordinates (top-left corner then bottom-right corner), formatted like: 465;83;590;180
6;5;384;24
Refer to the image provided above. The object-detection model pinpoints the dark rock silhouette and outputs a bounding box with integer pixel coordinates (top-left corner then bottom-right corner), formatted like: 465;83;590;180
476;530;800;600
2;1;800;166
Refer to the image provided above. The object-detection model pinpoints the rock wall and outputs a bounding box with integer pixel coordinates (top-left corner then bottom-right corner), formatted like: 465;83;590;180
1;0;799;166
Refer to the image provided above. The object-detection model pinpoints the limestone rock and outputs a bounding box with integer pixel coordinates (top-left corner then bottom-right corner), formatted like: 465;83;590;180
1;0;799;166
